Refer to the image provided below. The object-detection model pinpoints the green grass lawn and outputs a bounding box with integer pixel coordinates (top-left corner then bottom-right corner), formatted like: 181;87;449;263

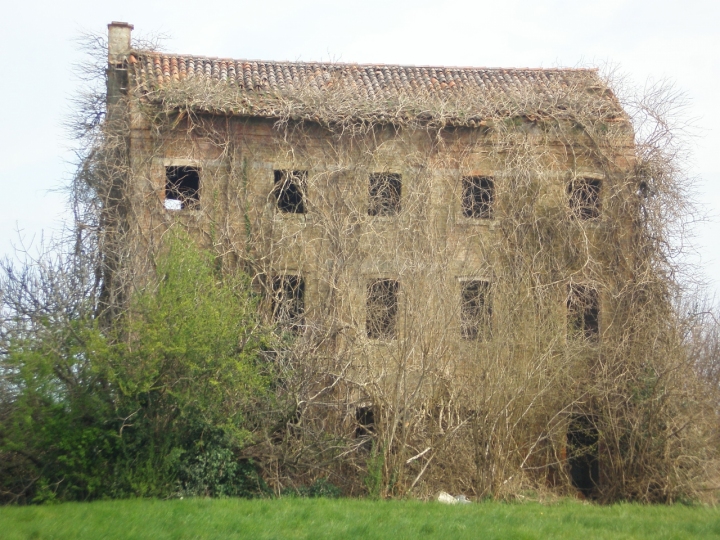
1;498;719;540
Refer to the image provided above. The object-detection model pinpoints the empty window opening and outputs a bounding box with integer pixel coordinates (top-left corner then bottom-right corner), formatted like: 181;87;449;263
462;176;494;219
461;280;492;340
366;279;399;340
165;166;200;210
567;415;599;498
272;275;305;332
568;178;601;220
274;170;307;213
355;406;375;438
368;173;401;216
568;285;599;340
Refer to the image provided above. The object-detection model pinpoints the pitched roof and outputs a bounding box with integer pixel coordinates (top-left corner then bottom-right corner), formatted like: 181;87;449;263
131;52;602;99
127;52;618;126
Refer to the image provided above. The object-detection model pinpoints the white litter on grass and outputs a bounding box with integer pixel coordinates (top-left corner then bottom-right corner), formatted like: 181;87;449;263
438;492;471;504
438;491;457;504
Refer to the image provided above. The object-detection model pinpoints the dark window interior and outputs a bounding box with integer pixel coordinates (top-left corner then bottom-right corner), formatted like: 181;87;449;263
461;280;492;340
274;170;307;213
368;173;402;216
462;176;494;219
567;414;599;498
355;406;375;438
568;178;601;220
272;275;305;332
366;279;399;340
568;285;599;340
165;166;200;210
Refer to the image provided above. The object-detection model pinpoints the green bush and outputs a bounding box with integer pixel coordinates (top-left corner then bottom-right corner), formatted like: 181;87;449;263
0;234;281;503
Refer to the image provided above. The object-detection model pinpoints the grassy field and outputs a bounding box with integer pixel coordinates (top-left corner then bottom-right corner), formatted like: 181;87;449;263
1;498;719;540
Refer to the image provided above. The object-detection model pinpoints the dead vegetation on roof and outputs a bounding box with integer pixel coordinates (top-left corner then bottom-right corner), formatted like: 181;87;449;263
129;53;625;130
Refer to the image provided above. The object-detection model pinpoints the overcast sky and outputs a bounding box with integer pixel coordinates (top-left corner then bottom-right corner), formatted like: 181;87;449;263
2;0;718;295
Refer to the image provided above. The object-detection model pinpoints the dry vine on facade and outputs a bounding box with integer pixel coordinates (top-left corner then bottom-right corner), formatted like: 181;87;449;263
95;21;715;501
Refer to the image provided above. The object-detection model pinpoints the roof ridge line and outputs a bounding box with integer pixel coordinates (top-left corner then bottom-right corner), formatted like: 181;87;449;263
132;50;599;73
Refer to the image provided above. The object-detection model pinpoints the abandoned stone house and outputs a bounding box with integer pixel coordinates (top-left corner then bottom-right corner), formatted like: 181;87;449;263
105;21;644;496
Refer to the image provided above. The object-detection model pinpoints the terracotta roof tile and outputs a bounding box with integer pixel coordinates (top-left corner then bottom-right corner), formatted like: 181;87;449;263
129;51;617;124
133;52;601;98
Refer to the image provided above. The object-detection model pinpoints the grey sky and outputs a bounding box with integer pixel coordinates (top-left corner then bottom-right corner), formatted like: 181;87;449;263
2;0;718;294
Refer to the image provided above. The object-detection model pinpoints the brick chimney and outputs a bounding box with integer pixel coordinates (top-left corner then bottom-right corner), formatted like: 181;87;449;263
108;21;133;64
107;22;133;106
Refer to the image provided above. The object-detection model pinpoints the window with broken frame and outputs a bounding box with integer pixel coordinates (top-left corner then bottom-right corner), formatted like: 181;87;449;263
460;280;492;340
462;176;494;219
274;170;307;213
567;284;599;340
568;178;601;220
366;278;400;340
368;173;402;216
165;166;200;210
272;275;305;332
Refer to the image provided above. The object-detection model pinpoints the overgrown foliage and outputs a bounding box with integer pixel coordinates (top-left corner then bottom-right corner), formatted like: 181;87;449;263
0;234;280;503
2;32;719;505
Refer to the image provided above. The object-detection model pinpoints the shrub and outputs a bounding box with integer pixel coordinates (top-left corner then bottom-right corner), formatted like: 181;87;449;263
0;234;280;502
